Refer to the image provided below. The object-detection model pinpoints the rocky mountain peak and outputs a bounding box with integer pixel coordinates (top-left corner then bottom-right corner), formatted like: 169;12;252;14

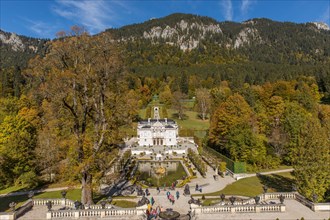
234;27;261;48
311;22;330;31
0;31;25;51
142;19;222;50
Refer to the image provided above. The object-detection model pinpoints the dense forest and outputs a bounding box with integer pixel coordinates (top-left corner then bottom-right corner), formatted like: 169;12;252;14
0;14;329;203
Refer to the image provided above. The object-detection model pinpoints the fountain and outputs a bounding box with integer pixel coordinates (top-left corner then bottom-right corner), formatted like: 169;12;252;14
158;208;180;220
154;166;166;175
136;161;187;187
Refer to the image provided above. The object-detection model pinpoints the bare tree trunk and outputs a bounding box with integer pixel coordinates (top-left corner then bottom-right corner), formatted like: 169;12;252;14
81;171;93;205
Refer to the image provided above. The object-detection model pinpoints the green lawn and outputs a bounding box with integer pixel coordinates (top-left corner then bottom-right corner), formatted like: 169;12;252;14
0;189;81;212
0;181;80;195
202;198;221;206
167;109;209;131
33;189;81;201
0;188;140;212
111;200;137;208
247;165;293;174
193;172;294;198
0;194;29;212
0;185;27;195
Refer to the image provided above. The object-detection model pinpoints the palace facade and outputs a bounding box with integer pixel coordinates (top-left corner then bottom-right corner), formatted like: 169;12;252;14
137;107;178;146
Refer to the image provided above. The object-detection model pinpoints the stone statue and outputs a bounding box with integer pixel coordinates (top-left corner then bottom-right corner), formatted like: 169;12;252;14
154;107;160;120
137;195;149;207
136;186;144;196
184;184;190;195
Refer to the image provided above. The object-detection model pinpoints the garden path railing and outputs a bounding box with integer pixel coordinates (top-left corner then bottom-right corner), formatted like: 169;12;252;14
191;192;330;216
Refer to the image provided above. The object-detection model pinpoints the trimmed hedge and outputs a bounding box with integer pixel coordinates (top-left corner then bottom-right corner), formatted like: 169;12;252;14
187;148;207;177
205;147;246;173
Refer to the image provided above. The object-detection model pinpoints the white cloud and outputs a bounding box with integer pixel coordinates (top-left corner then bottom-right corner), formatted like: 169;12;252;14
221;0;233;21
241;0;252;15
52;0;127;34
23;18;56;38
320;5;330;25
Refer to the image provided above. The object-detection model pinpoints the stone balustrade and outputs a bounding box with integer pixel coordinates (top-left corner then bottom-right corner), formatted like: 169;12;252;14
242;192;296;205
313;203;330;212
294;193;313;209
33;199;111;210
48;211;75;218
193;191;329;216
46;208;137;219
33;199;65;207
15;200;33;218
104;209;137;216
0;212;15;220
233;205;257;213
263;192;296;200
32;198;141;219
259;204;285;212
88;204;112;209
192;203;285;215
65;199;75;208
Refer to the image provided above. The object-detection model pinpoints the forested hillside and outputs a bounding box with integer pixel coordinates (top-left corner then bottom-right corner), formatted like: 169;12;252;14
109;14;330;100
1;13;330;99
0;30;49;97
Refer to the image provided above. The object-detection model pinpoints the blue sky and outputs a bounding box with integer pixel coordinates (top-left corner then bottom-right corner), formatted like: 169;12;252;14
1;0;329;39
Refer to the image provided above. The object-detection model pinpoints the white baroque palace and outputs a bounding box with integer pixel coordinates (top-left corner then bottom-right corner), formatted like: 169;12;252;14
137;107;178;146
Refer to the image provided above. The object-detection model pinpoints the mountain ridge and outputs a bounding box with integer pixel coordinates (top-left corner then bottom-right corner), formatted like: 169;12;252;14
1;13;330;98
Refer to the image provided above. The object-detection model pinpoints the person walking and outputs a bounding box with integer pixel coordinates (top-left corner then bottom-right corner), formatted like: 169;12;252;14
176;191;180;200
171;195;175;204
157;186;160;194
156;206;161;216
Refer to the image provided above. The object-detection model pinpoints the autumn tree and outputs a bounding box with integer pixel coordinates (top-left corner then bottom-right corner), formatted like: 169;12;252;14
180;71;189;94
162;106;168;118
282;102;310;164
292;118;330;202
209;93;252;147
26;27;131;205
318;105;330;140
35;100;64;182
209;93;269;167
195;88;211;120
145;106;152;118
159;85;173;106
0;113;37;187
266;95;287;158
209;81;232;115
172;91;187;120
226;124;267;167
